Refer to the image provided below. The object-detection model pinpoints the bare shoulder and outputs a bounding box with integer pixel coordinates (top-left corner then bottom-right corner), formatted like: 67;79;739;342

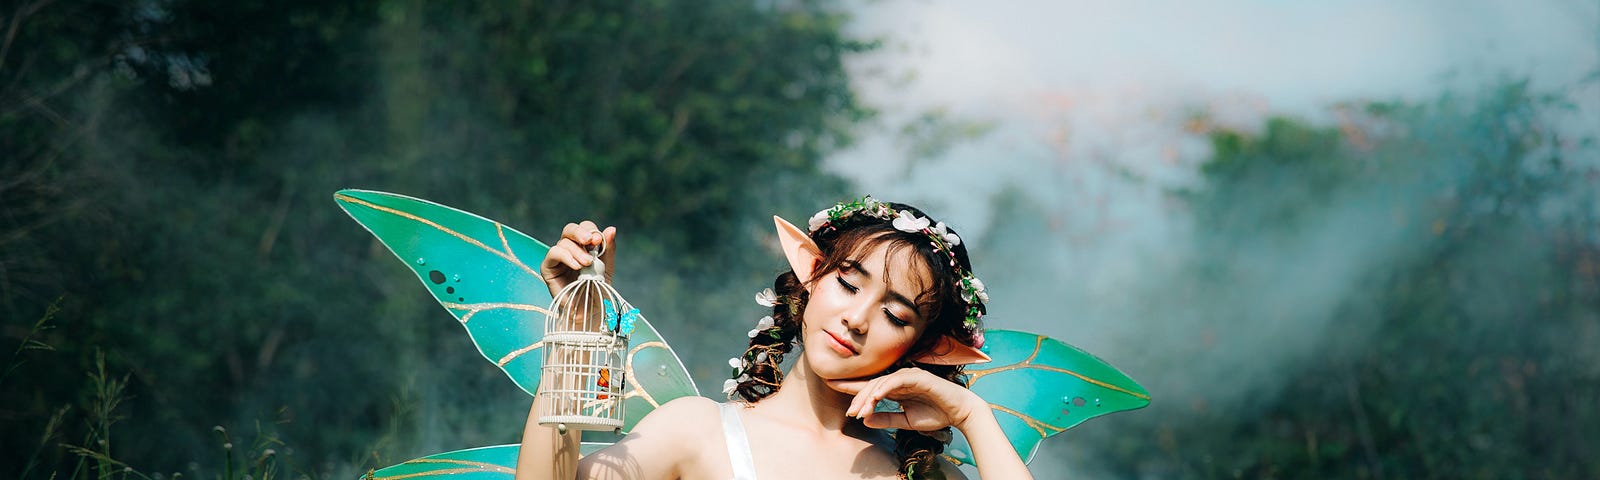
578;397;724;479
631;395;722;433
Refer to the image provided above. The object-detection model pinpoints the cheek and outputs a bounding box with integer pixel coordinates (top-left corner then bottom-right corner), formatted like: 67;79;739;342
876;330;919;362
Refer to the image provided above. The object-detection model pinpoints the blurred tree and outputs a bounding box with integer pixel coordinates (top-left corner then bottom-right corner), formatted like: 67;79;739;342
1;0;865;477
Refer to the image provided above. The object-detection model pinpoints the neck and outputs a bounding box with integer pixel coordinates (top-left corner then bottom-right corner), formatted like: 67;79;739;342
755;354;856;432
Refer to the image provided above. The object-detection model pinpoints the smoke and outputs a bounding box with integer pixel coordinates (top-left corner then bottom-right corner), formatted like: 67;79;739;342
840;85;1593;476
827;1;1600;476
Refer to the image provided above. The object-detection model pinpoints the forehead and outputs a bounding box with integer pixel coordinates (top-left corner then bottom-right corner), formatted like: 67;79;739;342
847;238;934;292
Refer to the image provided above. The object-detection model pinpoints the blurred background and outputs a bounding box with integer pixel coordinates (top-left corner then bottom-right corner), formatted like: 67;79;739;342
2;0;1596;478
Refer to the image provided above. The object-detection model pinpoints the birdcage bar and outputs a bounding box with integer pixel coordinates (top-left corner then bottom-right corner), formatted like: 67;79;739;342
537;251;630;431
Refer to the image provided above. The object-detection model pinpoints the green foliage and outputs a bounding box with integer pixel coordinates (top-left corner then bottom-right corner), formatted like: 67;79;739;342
2;0;864;477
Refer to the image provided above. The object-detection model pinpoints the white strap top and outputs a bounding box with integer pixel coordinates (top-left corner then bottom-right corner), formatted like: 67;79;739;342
718;402;758;480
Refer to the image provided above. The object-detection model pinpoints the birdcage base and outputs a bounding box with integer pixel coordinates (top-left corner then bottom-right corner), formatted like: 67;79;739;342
543;332;625;346
537;415;623;431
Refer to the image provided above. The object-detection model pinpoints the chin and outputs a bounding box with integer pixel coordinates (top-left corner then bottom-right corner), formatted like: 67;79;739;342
804;347;888;381
803;349;850;380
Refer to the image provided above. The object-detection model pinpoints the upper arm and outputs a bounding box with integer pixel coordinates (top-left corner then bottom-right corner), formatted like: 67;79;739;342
576;396;718;479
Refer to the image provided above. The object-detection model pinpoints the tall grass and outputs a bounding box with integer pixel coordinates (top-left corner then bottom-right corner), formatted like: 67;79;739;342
6;300;307;480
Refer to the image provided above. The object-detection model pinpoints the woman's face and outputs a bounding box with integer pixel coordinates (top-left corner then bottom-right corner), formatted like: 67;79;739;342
801;240;934;380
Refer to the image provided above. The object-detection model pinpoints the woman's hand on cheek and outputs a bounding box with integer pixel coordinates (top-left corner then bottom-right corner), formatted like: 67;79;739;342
828;367;986;433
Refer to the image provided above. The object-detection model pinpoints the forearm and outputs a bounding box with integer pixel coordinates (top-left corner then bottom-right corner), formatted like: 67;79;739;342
514;397;581;480
957;408;1033;480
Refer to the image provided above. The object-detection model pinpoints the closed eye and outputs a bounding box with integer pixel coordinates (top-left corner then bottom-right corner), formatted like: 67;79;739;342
836;275;859;294
883;308;909;327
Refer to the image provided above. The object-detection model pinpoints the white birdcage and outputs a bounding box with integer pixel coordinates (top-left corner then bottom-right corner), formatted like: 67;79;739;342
538;246;632;432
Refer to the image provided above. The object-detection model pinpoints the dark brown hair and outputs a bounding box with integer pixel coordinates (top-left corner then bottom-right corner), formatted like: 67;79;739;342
733;202;976;479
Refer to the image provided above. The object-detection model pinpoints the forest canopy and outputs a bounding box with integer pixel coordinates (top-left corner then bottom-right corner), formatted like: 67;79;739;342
2;1;863;477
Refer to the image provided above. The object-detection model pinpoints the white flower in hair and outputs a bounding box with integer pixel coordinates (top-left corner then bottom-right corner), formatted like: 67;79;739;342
755;288;778;307
971;277;989;303
892;210;930;233
934;221;961;246
748;315;775;338
809;209;830;231
722;372;751;396
728;357;744;369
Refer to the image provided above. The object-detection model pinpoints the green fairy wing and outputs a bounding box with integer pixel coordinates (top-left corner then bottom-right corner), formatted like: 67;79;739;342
940;329;1151;467
363;445;518;480
335;189;699;433
361;443;617;480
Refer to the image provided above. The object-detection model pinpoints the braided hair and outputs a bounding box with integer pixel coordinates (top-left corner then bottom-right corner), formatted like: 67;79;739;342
733;203;978;479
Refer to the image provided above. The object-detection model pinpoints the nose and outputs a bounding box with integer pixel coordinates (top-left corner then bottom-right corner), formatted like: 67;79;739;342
843;298;872;334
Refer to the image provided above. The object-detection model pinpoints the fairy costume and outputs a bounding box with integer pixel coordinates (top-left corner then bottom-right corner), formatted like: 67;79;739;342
334;190;1150;479
718;402;758;480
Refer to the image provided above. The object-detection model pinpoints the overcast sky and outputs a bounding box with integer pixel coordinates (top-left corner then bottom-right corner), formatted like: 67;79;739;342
830;0;1600;231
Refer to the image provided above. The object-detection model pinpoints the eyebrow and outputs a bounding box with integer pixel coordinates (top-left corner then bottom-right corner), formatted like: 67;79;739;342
844;261;919;314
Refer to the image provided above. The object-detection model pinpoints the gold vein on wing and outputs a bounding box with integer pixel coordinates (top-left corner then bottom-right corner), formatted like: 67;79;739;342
443;301;552;324
497;341;545;367
990;403;1064;438
402;459;513;473
622;341;670;408
336;193;540;278
967;335;1150;401
371;467;504;480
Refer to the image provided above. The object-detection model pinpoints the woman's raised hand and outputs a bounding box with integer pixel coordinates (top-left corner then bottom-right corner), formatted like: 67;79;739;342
835;368;1035;478
539;221;617;296
830;367;988;433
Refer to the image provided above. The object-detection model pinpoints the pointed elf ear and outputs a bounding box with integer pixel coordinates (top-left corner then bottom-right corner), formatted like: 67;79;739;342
774;216;824;283
911;335;991;365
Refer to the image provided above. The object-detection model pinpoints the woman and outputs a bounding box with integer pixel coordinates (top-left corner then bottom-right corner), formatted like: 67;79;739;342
516;198;1031;479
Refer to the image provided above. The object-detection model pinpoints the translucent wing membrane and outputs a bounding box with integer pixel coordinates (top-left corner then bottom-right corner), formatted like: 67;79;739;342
363;445;517;480
335;189;698;432
942;329;1151;466
615;313;698;427
336;189;557;396
361;444;615;480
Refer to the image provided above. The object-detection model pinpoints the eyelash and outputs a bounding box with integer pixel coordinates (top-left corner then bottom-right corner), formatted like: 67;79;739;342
884;309;910;327
835;274;911;327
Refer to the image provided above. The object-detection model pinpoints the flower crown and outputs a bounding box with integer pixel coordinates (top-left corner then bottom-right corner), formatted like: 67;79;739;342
723;198;991;397
806;196;988;338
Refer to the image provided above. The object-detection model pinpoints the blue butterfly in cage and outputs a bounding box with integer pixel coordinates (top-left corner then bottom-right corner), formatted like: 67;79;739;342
602;299;638;336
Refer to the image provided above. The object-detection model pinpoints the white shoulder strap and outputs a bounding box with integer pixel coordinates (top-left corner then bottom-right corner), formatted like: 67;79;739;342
718;402;759;480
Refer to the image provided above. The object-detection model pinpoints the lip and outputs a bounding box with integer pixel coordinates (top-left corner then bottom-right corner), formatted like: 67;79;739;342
824;330;858;356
